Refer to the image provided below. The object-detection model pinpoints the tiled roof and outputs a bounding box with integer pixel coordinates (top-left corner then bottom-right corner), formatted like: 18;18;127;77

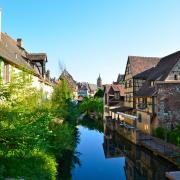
128;56;160;76
111;84;125;96
117;74;124;82
59;70;77;90
134;67;155;80
80;84;88;91
0;33;34;71
0;33;49;80
135;50;180;97
88;84;97;92
135;82;157;97
27;53;47;61
104;84;111;93
147;51;180;81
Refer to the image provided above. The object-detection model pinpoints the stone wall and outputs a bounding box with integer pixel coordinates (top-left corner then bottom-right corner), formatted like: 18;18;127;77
156;82;180;130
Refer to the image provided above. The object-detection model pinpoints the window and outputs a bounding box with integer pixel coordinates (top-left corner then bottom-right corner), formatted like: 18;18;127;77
129;80;132;87
142;98;147;104
138;114;142;122
125;82;127;88
174;74;178;80
138;98;147;109
3;63;10;83
151;81;154;87
114;92;119;100
128;95;131;102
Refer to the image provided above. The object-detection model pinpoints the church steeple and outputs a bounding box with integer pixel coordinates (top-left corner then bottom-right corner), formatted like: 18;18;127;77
97;74;102;88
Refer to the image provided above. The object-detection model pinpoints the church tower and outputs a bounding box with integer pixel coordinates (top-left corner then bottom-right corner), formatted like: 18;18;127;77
97;74;102;88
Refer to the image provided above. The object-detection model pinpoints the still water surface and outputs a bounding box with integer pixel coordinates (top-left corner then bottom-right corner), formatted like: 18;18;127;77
71;121;178;180
72;126;126;180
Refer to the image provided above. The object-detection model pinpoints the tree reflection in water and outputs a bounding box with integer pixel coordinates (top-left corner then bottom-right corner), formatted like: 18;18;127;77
79;116;104;133
57;127;81;180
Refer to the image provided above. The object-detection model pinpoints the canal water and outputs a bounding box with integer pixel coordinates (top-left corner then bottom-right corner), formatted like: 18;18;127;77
71;120;178;180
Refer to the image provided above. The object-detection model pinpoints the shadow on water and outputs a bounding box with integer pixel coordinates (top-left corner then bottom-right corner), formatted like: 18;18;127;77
57;150;81;180
57;127;81;180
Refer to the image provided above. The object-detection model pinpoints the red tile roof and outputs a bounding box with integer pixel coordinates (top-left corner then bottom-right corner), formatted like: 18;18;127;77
105;84;125;96
111;84;125;96
128;56;160;76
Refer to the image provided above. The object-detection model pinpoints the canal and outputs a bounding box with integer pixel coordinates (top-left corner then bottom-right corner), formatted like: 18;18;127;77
71;119;178;180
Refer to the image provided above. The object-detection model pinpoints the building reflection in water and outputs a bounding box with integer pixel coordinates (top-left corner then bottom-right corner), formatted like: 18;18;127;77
103;124;178;180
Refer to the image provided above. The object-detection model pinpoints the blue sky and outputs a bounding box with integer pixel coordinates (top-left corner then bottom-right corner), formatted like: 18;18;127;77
1;0;180;83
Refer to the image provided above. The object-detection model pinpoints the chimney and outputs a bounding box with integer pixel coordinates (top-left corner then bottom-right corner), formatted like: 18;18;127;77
17;38;23;47
0;9;2;40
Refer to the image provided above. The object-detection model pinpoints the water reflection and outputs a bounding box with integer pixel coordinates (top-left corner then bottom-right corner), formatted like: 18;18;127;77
71;119;178;179
57;127;80;180
78;117;104;133
103;124;178;180
72;125;125;180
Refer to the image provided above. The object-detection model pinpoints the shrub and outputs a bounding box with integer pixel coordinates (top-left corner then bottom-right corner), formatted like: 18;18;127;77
154;127;165;139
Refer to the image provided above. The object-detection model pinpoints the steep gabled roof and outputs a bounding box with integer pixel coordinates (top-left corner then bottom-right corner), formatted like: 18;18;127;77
59;70;77;90
103;84;111;93
108;84;125;96
147;51;180;81
135;50;180;97
117;74;124;82
0;33;34;71
88;84;97;92
112;84;124;94
134;67;155;80
128;56;160;77
0;33;49;79
59;70;75;81
80;85;88;91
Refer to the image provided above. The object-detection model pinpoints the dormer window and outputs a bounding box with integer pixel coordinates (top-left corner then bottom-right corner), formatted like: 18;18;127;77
151;81;154;87
174;74;178;80
15;53;18;59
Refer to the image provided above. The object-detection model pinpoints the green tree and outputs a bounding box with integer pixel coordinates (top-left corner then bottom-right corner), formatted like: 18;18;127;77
80;97;103;118
51;79;72;116
0;64;80;179
94;88;104;98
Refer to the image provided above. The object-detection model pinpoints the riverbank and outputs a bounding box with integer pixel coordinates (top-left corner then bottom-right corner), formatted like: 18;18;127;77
105;116;180;168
